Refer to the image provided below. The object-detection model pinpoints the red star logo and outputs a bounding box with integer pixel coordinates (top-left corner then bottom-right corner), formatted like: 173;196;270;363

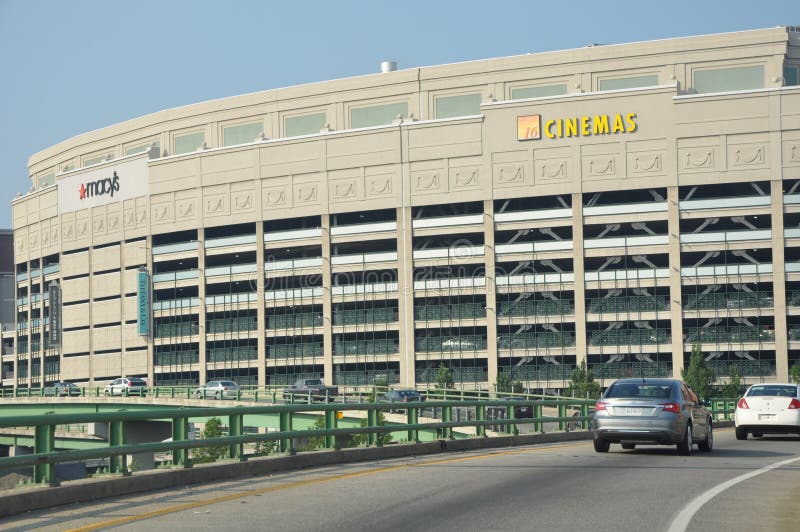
79;183;86;199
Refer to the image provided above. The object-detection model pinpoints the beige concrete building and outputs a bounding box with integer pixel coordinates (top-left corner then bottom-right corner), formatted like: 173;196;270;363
7;26;800;391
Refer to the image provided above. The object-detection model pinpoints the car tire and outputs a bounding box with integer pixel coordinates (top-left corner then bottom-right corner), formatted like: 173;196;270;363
104;390;110;396
699;422;713;452
215;391;221;400
677;423;693;455
735;427;748;440
752;432;763;438
621;443;636;450
593;438;610;453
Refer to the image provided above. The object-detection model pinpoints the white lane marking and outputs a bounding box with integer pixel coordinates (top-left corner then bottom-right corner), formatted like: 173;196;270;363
668;454;800;532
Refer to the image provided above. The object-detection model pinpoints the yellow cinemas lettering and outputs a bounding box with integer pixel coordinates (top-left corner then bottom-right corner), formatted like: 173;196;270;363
540;113;637;139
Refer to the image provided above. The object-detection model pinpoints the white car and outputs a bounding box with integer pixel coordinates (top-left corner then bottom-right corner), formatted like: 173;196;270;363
734;383;800;440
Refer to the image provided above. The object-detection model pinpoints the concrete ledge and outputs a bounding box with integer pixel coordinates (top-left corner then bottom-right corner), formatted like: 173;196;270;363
0;430;591;517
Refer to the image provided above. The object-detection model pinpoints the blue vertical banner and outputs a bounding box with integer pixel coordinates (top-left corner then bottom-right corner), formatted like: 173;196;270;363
137;268;150;336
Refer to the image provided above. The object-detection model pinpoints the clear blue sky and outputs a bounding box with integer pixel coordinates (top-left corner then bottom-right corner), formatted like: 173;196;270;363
0;0;794;227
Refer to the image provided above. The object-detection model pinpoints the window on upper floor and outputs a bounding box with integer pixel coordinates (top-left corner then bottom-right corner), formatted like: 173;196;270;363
126;140;160;156
350;101;408;128
174;131;205;155
285;112;327;137
222;121;264;147
60;162;75;173
38;173;55;189
693;65;764;94
434;93;481;119
598;74;659;91
510;83;568;100
785;65;799;86
83;152;114;167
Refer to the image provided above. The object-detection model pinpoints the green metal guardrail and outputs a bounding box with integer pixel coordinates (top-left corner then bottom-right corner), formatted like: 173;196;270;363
0;398;595;486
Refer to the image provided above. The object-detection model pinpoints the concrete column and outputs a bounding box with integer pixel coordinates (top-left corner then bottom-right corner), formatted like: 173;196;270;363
667;186;684;378
197;228;207;385
396;206;415;387
255;222;266;386
572;193;587;368
483;200;498;389
771;179;789;381
321;214;334;386
146;236;155;386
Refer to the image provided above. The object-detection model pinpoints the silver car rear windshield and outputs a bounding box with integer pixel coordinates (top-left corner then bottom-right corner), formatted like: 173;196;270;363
747;385;798;397
605;383;672;399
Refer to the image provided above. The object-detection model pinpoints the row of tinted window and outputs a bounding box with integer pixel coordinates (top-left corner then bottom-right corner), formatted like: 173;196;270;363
39;63;797;185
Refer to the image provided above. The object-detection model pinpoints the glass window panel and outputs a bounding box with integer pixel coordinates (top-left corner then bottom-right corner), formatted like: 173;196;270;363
222;122;263;146
38;173;55;189
511;84;568;99
126;141;160;156
285;112;327;137
434;93;481;119
784;65;799;87
598;75;659;91
83;153;113;167
693;65;764;94
174;132;205;155
61;163;75;172
350;102;408;128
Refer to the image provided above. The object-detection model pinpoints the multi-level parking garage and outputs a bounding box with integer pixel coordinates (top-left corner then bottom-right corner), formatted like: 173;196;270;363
5;26;800;391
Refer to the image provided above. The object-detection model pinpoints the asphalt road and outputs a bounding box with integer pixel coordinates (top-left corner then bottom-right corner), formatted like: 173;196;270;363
3;429;799;532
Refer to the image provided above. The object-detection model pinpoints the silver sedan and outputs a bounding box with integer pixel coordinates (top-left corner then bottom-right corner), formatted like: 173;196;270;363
592;378;713;455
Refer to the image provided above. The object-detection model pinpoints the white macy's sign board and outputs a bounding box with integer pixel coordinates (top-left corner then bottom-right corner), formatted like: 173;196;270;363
57;156;149;214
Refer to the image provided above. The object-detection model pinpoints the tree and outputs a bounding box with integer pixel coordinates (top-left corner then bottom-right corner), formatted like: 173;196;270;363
495;373;525;394
567;360;601;399
682;343;716;400
435;363;454;390
193;417;228;464
791;363;800;384
720;364;742;398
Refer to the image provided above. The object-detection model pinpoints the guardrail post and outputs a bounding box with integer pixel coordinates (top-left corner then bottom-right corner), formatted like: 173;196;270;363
109;419;129;475
476;404;486;437
229;413;244;461
506;405;519;436
324;410;337;449
407;407;419;443
532;403;543;433
367;408;378;446
33;423;57;485
581;403;589;429
442;405;454;439
172;416;191;468
279;411;293;454
558;403;567;431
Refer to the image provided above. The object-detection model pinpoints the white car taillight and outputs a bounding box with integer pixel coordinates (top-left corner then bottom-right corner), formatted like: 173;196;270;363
788;398;800;410
594;401;608;412
737;398;749;409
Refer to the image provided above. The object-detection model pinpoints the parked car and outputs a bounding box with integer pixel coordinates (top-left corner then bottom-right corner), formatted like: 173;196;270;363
382;389;425;403
43;381;82;397
734;383;800;439
592;378;713;454
498;396;533;418
282;379;338;402
103;377;148;397
194;380;241;400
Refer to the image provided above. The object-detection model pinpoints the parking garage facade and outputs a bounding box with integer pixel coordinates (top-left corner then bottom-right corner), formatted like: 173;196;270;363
5;26;800;391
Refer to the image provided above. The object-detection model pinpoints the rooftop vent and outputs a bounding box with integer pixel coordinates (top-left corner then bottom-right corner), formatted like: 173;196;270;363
380;61;397;73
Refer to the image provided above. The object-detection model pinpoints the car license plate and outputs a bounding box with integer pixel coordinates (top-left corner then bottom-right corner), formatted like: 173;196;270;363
626;408;642;416
758;414;776;420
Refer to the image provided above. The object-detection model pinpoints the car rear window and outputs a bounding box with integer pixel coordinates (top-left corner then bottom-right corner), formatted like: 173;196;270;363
220;381;237;387
129;379;147;385
747;385;798;397
605;383;672;399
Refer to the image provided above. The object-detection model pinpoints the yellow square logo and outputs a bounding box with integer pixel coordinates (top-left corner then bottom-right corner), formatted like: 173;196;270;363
517;114;541;141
